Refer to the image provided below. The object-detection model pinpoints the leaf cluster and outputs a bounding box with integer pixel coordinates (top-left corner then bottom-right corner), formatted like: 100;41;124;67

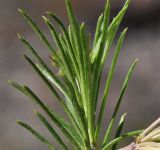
9;0;141;149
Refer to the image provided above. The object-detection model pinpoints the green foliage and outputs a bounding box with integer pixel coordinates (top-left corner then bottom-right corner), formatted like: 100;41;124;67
9;0;142;149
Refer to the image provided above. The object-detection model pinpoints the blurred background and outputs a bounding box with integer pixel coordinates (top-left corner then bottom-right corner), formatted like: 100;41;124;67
1;0;160;149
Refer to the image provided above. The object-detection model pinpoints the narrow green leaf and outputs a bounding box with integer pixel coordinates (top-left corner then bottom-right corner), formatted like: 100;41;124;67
65;0;85;99
80;23;94;145
64;0;82;56
90;35;102;64
91;0;110;66
8;80;23;92
92;0;110;124
61;74;87;146
46;12;80;77
58;34;68;50
102;59;139;146
111;113;127;150
17;9;61;64
17;120;56;150
58;34;78;79
101;0;110;45
35;110;69;150
102;130;143;150
80;23;88;115
101;0;130;66
42;17;82;106
42;16;75;83
93;0;110;63
80;23;89;116
93;13;103;48
95;28;128;140
42;17;82;109
114;113;127;138
68;25;76;56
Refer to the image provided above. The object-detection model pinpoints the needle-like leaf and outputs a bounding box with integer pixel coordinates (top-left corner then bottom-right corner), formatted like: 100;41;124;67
35;110;69;150
18;9;61;65
17;120;57;150
93;13;103;49
92;0;110;119
95;28;128;140
42;16;74;83
80;23;94;146
102;130;143;150
103;59;139;146
46;12;80;77
111;113;127;150
65;0;84;87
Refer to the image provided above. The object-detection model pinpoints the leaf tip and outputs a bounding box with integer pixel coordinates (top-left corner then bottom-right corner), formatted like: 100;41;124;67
125;0;132;6
124;27;128;33
7;80;12;84
135;58;139;64
17;8;22;12
16;120;23;125
17;32;21;38
17;9;25;15
42;16;48;22
8;80;17;87
121;113;127;120
46;11;52;15
17;33;24;40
